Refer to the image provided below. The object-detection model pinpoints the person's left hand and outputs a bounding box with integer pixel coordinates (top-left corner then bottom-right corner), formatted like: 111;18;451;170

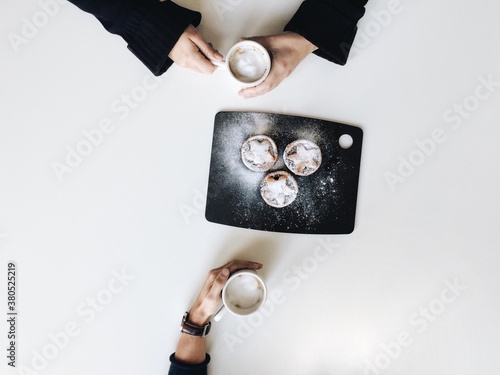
238;32;317;99
188;259;263;325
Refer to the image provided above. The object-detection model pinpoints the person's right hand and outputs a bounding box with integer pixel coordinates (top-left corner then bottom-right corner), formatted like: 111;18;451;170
168;25;223;74
238;32;317;99
188;259;263;325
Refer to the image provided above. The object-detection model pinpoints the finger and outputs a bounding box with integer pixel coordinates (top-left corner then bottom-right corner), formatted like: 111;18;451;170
210;261;261;278
239;79;276;99
191;34;223;62
225;260;263;274
189;65;204;74
208;42;224;61
208;268;230;298
239;36;260;43
240;35;271;50
190;50;218;74
203;264;225;290
211;259;263;274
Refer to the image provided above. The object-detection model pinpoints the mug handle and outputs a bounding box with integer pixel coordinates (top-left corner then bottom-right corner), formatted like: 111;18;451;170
210;59;226;70
212;304;227;322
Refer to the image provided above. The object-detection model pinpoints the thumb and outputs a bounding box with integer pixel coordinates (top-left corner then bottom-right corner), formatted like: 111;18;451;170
239;36;258;43
210;268;230;297
240;35;264;42
239;36;270;50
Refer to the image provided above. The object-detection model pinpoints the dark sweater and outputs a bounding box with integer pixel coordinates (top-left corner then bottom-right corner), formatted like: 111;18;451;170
168;353;210;375
68;0;368;76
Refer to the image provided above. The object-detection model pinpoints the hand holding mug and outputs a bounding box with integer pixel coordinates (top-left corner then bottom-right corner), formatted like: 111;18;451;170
238;32;318;99
212;269;267;321
168;28;317;98
173;259;262;365
211;40;271;88
168;25;223;74
188;260;263;326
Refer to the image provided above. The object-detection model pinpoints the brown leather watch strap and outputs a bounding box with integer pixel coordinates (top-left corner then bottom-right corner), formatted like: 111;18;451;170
180;311;211;337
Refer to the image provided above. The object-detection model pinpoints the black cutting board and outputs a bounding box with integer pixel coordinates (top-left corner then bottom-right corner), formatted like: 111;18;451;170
205;112;363;234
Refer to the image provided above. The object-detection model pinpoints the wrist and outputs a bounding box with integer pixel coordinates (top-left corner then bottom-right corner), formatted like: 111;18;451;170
188;307;211;326
180;311;212;337
287;31;317;54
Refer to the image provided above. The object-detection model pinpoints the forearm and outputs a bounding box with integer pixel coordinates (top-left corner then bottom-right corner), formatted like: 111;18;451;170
174;306;211;364
175;334;206;364
67;0;202;75
168;262;260;374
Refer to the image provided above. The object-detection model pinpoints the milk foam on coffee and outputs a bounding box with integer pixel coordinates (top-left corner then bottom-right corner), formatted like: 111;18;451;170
229;47;268;83
226;274;263;309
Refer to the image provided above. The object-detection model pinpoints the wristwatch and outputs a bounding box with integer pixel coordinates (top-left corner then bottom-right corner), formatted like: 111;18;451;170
180;311;211;337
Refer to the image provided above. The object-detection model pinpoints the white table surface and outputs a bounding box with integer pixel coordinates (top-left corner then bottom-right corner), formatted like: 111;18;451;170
2;0;500;374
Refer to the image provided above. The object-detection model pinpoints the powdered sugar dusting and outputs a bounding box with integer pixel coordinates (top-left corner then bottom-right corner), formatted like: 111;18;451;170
284;139;322;176
241;135;278;172
260;171;298;208
206;112;362;234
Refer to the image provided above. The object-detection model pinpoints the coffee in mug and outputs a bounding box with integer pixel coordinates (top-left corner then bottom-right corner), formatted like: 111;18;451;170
228;43;269;84
213;269;267;321
212;41;271;88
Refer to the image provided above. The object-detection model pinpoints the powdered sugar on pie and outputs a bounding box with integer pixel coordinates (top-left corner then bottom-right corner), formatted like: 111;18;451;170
260;171;298;208
241;135;278;172
284;140;322;176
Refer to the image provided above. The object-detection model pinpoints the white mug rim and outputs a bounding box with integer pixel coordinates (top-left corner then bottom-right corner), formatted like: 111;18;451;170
221;269;267;317
225;41;271;87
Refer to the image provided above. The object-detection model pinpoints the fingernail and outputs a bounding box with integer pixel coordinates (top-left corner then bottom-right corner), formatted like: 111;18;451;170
222;269;229;276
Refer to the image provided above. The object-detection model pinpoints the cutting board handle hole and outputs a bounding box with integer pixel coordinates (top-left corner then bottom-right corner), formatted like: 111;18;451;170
339;134;353;149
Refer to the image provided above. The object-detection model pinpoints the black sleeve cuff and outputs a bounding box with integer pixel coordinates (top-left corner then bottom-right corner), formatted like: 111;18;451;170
285;0;366;65
123;1;201;75
167;353;210;375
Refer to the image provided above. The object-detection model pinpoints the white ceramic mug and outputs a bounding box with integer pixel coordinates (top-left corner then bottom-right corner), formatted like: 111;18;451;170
212;41;271;88
213;269;267;321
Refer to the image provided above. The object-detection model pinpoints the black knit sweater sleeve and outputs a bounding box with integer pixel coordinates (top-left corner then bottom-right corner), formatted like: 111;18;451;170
167;353;210;375
285;0;368;65
68;0;201;75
